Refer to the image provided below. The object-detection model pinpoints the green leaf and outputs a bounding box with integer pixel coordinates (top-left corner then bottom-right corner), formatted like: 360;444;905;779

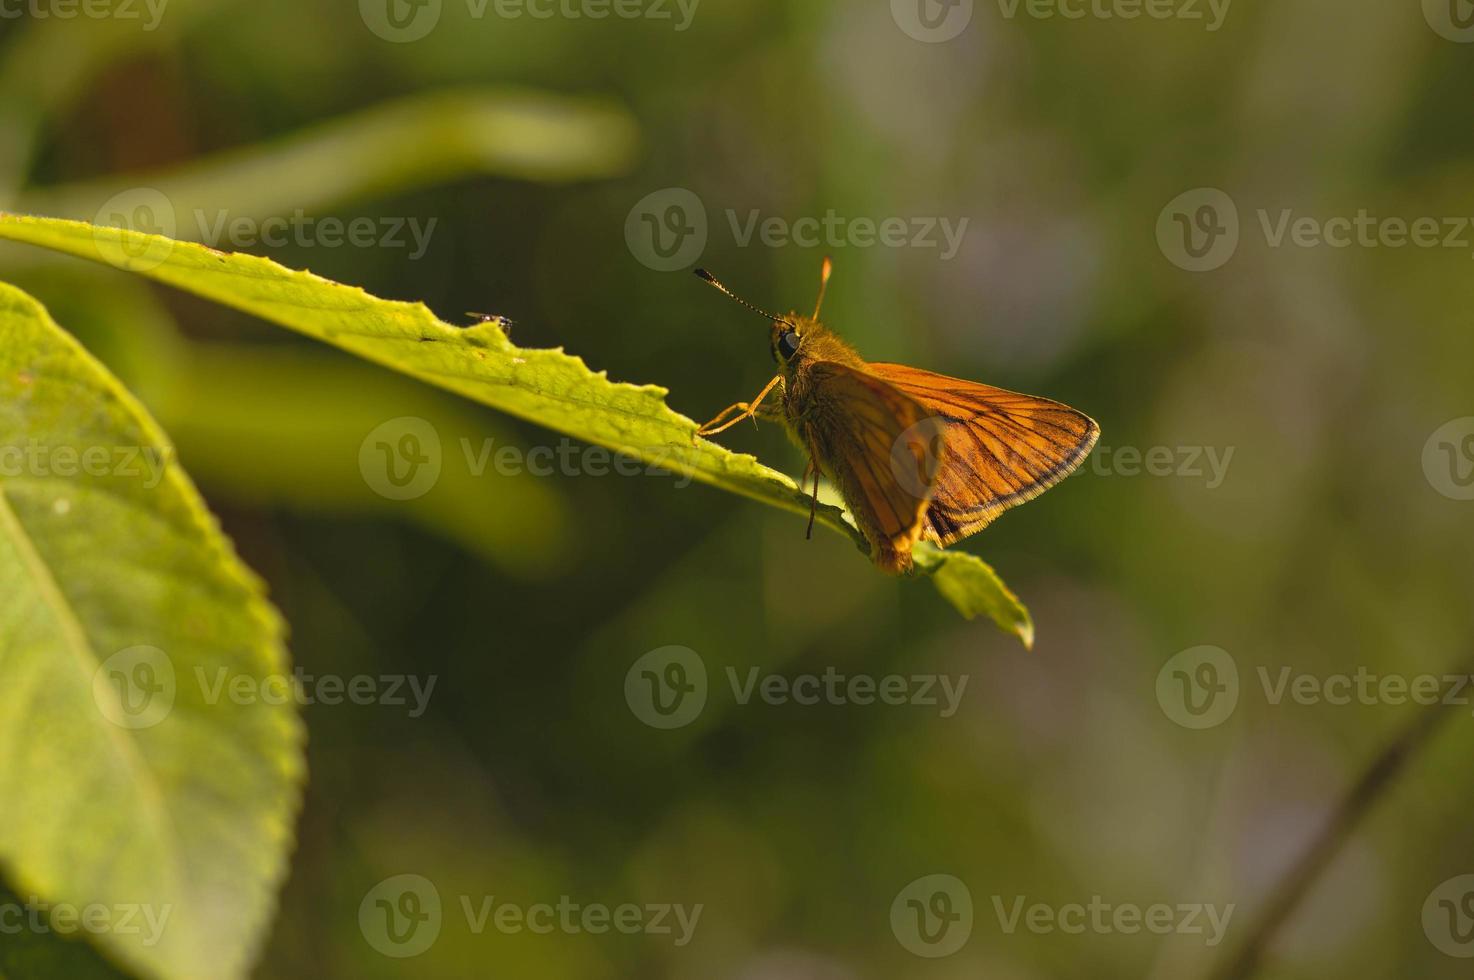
15;87;639;224
0;281;304;979
912;542;1034;649
0;212;1033;646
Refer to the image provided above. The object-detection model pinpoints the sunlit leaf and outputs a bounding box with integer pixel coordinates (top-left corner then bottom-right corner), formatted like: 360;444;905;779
0;281;304;979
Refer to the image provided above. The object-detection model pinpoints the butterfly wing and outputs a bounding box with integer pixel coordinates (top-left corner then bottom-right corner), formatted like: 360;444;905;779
800;361;947;572
866;363;1099;547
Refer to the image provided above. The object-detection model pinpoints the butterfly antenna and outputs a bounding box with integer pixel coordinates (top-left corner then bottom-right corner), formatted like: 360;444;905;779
812;256;832;319
694;269;795;328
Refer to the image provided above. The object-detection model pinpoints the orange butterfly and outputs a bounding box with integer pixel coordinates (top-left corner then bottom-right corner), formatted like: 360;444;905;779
695;259;1099;573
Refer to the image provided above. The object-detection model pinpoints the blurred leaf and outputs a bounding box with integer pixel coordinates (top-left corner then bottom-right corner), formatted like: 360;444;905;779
0;281;304;979
157;343;574;577
16;87;640;224
0;214;1034;645
0;0;234;196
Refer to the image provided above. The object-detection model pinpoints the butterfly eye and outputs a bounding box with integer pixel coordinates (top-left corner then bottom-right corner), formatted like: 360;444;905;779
777;330;802;360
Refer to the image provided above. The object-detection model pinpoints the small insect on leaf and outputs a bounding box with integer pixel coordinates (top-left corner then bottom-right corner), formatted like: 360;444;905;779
466;312;515;336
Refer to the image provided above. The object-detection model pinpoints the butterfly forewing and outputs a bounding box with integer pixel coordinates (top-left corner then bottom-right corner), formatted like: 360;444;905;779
866;363;1099;547
803;361;946;571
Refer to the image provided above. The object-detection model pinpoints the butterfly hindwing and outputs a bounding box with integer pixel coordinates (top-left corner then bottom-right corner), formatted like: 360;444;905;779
866;363;1099;547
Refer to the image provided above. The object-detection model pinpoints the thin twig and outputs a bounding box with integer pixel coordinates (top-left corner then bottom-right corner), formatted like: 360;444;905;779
1212;651;1474;980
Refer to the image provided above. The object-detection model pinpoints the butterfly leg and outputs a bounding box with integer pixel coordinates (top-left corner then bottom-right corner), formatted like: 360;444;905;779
695;374;784;440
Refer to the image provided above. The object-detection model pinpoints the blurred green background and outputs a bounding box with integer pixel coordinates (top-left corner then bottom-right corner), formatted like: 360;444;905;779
3;0;1474;976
